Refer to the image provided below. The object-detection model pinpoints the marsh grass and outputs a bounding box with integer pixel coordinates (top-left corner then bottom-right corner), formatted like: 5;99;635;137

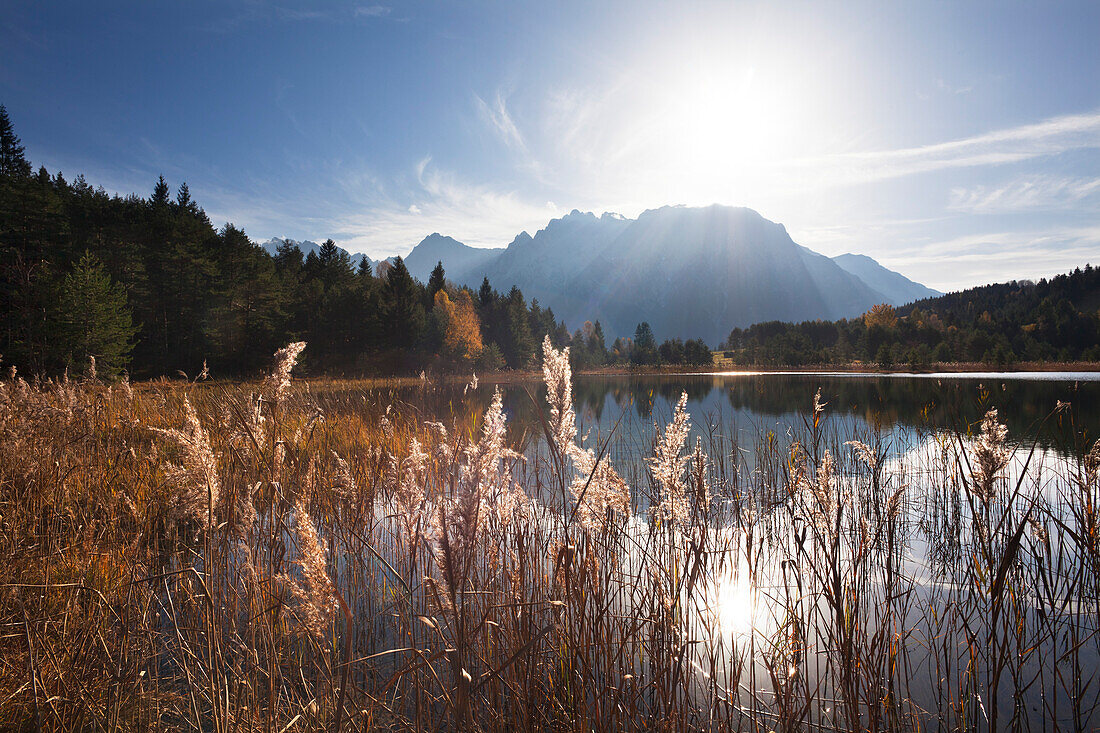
1;347;1098;731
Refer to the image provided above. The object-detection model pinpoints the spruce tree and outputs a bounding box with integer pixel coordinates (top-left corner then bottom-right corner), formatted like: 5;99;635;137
57;251;137;377
426;261;446;307
176;181;191;208
478;277;493;308
0;105;30;177
632;322;658;365
319;238;338;265
151;175;170;207
588;320;608;364
384;257;426;348
501;286;534;368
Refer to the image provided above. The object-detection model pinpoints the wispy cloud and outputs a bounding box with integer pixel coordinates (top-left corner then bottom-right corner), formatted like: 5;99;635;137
948;175;1100;213
274;7;330;22
204;4;396;32
935;78;973;96
354;5;391;18
312;158;565;256
851;225;1100;292
475;91;528;154
795;111;1100;186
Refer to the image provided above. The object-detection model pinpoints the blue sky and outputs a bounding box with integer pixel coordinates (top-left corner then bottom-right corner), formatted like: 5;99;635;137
2;0;1099;291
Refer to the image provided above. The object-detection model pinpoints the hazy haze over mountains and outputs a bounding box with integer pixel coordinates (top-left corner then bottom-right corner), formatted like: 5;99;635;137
267;206;940;344
403;205;940;343
402;233;503;282
831;253;942;305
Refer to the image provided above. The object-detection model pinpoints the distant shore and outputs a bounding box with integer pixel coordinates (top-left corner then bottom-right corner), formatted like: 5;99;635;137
576;361;1100;375
133;361;1100;389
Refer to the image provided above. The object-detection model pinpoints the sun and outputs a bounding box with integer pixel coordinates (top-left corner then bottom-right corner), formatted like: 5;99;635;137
635;57;806;204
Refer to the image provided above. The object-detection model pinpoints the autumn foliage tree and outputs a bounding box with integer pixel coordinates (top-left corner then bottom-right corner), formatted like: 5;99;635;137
434;289;483;365
863;303;899;330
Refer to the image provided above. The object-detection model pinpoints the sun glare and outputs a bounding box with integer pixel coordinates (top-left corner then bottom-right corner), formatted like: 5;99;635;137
709;571;768;638
635;55;808;204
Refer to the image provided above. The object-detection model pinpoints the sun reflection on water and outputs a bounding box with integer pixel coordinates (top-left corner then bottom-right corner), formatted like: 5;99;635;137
707;572;768;638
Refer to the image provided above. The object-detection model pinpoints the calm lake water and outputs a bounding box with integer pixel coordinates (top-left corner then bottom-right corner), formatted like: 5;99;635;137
319;370;1100;463
329;371;1100;727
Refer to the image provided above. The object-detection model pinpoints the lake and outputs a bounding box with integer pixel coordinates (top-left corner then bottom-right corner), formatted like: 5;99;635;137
324;370;1100;728
316;370;1100;466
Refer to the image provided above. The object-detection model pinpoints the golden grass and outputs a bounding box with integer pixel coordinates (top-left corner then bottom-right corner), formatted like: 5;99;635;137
0;347;1098;731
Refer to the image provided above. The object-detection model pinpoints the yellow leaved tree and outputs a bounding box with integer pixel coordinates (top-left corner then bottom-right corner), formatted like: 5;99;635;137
863;303;899;330
434;289;483;364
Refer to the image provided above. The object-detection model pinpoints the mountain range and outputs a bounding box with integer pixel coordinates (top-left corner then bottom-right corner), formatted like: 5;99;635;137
262;205;941;344
259;237;374;272
831;252;940;306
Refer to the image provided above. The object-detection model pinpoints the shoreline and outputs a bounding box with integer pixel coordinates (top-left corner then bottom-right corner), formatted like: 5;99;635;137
125;361;1100;387
568;361;1100;377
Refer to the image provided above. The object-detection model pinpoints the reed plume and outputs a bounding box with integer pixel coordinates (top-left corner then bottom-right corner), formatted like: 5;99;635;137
152;395;221;529
970;407;1010;502
282;495;337;641
541;335;630;530
648;391;691;526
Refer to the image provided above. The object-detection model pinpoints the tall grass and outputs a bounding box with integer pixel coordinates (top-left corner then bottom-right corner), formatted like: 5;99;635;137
0;345;1097;731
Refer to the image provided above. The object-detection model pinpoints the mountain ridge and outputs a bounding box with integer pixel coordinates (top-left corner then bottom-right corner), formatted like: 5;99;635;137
274;205;939;343
832;252;942;305
402;233;503;283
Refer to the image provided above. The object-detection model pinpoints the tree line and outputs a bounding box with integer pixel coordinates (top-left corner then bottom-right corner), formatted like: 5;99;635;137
721;267;1100;368
0;105;711;379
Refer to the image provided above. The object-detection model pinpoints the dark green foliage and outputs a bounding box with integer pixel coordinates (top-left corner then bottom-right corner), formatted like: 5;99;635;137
658;337;685;365
0;106;30;178
478;276;493;308
589;321;607;361
206;224;286;374
722;266;1100;367
684;338;712;366
569;321;607;370
0;106;590;377
477;342;505;372
426;261;446;307
384;257;426;350
875;343;894;369
655;337;712;367
631;322;658;365
151;175;170;207
56;251;136;376
500;286;536;368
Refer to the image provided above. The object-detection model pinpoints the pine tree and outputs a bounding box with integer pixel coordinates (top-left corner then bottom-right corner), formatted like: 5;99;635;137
0;105;30;177
426;261;446;308
175;182;202;217
478;277;494;308
151;175;170;207
274;239;304;271
319;238;338;265
632;322;658;365
56;251;137;377
207;225;285;373
588;320;608;364
384;257;426;349
501;286;534;368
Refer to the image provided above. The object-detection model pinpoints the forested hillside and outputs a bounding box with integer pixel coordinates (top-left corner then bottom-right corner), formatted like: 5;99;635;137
722;266;1100;367
0;106;715;378
0;106;573;378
